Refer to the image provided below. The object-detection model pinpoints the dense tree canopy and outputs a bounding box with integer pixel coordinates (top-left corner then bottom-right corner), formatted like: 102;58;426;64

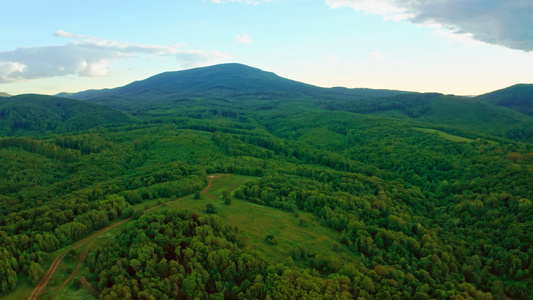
1;74;532;299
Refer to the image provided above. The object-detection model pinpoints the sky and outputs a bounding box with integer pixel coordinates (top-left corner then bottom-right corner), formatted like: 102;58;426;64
1;0;532;96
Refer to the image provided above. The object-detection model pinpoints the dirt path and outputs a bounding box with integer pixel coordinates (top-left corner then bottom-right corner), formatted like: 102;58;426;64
34;175;224;300
50;227;116;300
27;252;67;300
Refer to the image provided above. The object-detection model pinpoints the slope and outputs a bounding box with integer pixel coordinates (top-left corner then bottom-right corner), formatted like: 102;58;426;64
0;94;136;136
324;92;533;141
475;83;533;117
59;63;406;112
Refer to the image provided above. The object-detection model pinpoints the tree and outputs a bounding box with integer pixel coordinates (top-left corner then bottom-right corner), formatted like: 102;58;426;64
222;190;232;205
206;203;217;214
224;197;232;205
29;261;44;284
194;191;201;200
265;234;278;245
72;277;81;289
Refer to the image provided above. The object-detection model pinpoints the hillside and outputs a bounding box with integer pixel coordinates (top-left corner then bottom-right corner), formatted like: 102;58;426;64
323;92;533;141
0;94;136;136
475;84;533;116
0;92;10;98
56;64;533;142
59;63;406;111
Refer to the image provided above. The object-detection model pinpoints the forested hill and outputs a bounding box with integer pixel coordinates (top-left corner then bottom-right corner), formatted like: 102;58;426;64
58;63;406;111
0;94;136;136
1;64;533;299
0;92;10;98
324;92;533;141
54;63;533;141
475;84;533;117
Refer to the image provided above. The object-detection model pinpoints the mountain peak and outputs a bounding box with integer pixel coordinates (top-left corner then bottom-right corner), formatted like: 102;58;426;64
58;63;407;110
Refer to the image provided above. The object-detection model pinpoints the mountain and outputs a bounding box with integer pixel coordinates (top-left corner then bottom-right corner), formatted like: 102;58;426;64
59;63;406;111
475;84;533;116
0;92;11;97
0;94;136;136
55;63;533;142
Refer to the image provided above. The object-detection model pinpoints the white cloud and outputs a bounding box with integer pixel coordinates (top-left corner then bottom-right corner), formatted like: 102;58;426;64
0;62;26;83
0;31;230;83
326;0;533;52
236;32;252;44
369;51;384;62
54;30;91;39
325;54;340;63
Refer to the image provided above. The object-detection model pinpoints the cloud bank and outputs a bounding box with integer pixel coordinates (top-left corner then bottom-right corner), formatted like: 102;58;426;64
326;0;533;52
0;31;230;83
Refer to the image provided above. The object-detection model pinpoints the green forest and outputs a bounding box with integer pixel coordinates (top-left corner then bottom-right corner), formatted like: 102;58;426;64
1;64;532;299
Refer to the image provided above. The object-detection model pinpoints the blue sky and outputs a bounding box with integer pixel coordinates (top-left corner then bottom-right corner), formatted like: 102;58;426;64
1;0;532;96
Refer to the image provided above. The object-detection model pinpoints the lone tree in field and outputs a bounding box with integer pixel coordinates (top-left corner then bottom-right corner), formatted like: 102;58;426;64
265;233;278;245
194;191;201;200
223;190;232;205
206;203;217;214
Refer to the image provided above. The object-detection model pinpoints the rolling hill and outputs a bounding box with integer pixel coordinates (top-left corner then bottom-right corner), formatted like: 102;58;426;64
0;92;11;97
475;83;533;117
323;92;533;141
0;94;136;136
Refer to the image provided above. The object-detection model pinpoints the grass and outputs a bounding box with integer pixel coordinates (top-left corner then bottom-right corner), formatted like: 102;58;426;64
0;277;34;300
56;288;95;300
163;174;359;265
414;127;474;143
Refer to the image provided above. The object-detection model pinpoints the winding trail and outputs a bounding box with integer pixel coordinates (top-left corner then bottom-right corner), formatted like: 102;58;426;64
29;174;224;300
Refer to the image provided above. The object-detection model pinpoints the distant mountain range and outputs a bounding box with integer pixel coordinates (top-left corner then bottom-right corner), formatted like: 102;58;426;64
1;63;532;141
56;63;407;111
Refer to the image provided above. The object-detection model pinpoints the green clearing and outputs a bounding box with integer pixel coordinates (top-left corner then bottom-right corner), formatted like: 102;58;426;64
414;127;474;143
0;277;33;300
56;288;95;300
49;174;357;300
163;174;359;265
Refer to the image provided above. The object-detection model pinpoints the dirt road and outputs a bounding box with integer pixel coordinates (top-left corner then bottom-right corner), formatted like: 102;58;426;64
30;175;222;300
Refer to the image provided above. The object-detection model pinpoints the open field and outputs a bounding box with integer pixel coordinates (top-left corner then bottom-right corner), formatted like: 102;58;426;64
164;174;359;265
414;127;474;143
13;174;356;300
